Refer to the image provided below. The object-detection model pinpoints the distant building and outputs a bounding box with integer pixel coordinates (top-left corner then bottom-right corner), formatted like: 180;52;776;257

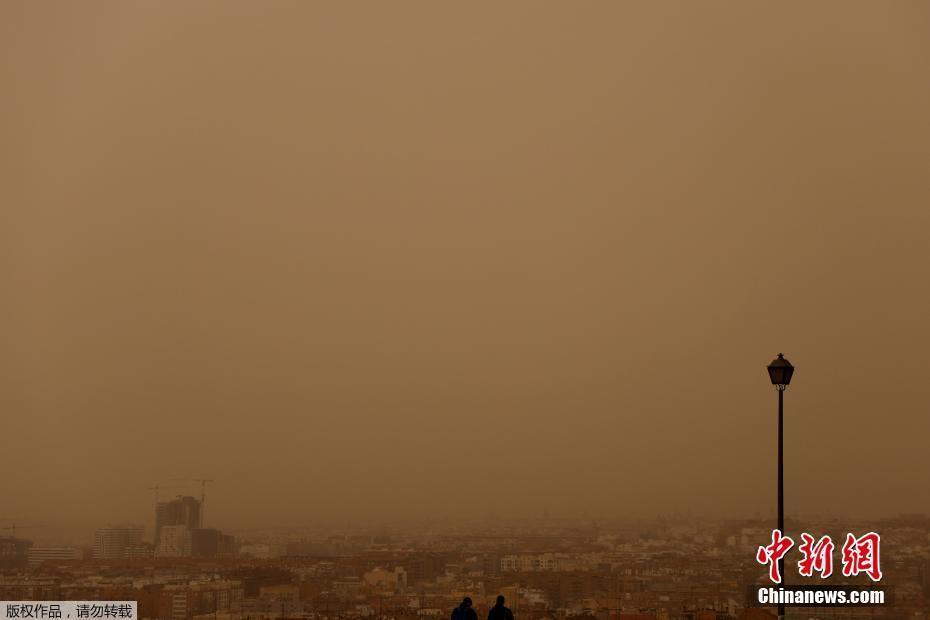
363;566;407;588
0;537;33;569
159;579;243;620
258;584;299;601
500;553;561;572
156;524;192;557
155;496;201;546
26;546;81;567
94;526;145;559
191;528;236;558
238;543;281;559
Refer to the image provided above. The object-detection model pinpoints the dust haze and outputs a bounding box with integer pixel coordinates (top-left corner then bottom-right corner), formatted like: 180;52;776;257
2;2;929;536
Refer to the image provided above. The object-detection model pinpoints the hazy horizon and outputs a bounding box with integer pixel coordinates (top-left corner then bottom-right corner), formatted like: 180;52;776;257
2;2;929;535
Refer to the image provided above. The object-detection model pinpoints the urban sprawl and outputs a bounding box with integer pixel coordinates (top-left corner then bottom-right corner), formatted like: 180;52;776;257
2;497;928;620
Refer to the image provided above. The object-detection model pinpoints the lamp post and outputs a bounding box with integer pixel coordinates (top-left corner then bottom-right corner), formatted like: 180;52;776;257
767;353;794;620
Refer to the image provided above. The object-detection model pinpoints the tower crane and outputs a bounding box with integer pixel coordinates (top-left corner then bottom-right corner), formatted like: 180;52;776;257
193;479;214;528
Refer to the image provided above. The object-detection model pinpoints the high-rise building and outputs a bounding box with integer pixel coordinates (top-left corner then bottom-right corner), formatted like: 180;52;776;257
155;496;201;546
155;524;192;558
191;528;236;557
93;526;145;559
0;537;33;569
26;546;81;567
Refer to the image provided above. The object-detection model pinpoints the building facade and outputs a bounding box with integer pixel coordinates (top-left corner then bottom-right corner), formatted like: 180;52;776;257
155;496;201;546
156;524;192;558
26;546;82;567
94;526;145;559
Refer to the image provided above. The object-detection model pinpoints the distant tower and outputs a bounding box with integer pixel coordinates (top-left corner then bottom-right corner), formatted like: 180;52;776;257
194;479;214;528
154;495;201;546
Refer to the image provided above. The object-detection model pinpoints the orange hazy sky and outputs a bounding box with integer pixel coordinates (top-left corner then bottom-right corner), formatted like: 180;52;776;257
2;2;929;534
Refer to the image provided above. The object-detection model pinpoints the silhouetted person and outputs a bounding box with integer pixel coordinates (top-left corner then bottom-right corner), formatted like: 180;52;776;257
487;596;513;620
452;598;477;620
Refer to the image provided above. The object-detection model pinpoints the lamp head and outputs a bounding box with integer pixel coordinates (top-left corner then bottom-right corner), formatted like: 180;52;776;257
767;353;794;390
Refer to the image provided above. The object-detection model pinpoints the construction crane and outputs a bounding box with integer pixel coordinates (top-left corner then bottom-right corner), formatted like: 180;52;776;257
1;524;44;539
149;479;214;527
146;484;185;505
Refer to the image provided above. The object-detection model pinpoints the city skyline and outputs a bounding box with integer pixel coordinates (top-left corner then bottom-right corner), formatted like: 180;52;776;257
3;512;927;617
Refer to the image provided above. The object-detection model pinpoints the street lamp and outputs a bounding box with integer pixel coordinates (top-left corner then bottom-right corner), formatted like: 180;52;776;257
767;353;794;620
